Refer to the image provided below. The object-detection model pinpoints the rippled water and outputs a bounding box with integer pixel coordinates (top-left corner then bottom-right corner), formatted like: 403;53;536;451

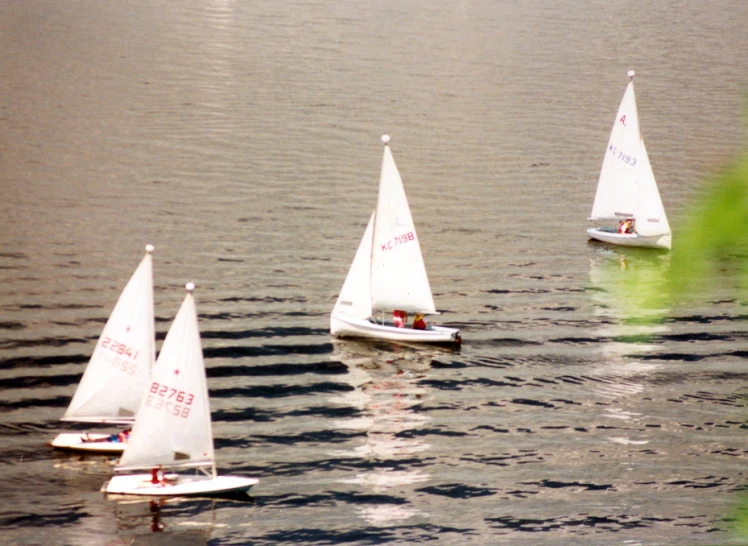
1;1;747;544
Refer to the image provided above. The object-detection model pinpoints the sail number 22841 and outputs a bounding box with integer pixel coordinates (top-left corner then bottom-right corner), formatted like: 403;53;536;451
145;381;194;418
100;336;142;376
608;144;637;166
101;336;140;360
380;231;415;252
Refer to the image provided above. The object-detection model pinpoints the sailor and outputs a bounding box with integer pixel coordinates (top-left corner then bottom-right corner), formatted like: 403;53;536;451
618;218;635;234
393;310;407;328
412;313;427;330
150;466;170;486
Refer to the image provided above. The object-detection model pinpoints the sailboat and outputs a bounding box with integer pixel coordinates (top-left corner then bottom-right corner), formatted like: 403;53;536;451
50;245;156;454
103;283;258;497
330;135;461;344
587;70;672;250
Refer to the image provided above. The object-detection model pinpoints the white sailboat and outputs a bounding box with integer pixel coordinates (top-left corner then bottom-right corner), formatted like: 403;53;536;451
104;283;258;497
330;135;461;344
587;71;672;250
50;245;156;454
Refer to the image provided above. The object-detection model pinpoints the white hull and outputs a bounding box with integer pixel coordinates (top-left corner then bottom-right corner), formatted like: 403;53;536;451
587;228;671;250
49;433;126;454
104;473;259;497
331;314;461;345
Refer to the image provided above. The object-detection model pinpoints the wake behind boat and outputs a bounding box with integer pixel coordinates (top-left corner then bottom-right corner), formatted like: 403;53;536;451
587;71;671;250
50;245;156;454
330;135;461;345
103;283;258;497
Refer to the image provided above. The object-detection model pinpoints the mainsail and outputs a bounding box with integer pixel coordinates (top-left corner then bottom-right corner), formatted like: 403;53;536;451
117;284;215;472
589;71;670;236
590;73;641;221
62;246;155;424
370;136;437;315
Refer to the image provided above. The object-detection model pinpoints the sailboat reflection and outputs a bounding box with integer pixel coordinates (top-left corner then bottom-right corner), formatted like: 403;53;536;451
109;497;214;542
589;247;671;324
149;500;167;533
330;340;452;524
587;248;671;443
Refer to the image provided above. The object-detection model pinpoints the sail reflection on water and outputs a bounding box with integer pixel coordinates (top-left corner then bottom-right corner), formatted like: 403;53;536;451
329;341;447;523
586;249;672;444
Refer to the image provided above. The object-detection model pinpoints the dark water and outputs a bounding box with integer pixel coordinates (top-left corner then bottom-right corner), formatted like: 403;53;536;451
1;1;747;544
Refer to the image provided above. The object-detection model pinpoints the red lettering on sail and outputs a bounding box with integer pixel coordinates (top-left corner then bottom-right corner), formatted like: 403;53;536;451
149;381;194;405
145;393;192;418
619;115;627;126
100;336;139;360
380;232;416;251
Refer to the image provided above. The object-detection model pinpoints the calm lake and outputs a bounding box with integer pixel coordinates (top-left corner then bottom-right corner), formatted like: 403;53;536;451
1;1;746;544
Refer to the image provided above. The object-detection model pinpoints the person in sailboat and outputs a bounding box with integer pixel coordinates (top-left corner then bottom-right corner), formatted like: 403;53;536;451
412;313;427;330
393;310;407;328
618;218;635;234
150;466;173;487
82;428;131;443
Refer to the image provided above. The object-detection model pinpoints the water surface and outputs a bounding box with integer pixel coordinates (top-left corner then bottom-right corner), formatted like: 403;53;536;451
1;1;747;544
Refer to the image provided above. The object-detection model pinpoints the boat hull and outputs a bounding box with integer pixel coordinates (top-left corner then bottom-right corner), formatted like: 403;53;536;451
587;228;671;250
104;473;259;497
331;314;461;345
49;433;126;454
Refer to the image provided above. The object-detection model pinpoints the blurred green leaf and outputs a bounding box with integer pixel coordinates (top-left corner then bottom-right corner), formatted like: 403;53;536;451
666;148;748;305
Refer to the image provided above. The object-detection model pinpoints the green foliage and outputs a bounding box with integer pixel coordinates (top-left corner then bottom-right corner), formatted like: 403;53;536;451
590;131;748;540
620;143;748;540
589;248;671;322
666;148;748;305
727;493;748;539
596;144;748;316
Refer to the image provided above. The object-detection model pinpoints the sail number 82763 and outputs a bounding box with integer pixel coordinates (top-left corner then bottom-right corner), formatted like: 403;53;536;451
145;381;194;418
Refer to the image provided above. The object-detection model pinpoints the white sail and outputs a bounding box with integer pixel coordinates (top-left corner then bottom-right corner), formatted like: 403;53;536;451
332;212;374;320
62;246;155;424
634;141;671;236
590;72;670;239
370;138;437;315
117;284;215;471
590;77;642;222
